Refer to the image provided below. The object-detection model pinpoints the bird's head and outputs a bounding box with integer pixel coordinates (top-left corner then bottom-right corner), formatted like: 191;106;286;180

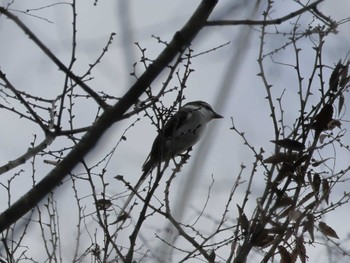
182;100;223;120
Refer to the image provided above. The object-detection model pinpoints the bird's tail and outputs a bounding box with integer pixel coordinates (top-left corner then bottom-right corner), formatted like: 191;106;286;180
117;167;152;221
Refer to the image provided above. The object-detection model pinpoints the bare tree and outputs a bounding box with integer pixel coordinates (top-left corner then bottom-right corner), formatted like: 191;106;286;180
0;0;350;262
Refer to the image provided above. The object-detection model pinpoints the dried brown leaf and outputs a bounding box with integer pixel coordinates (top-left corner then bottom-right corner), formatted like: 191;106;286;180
338;94;345;115
312;104;333;134
303;200;317;212
290;249;298;263
294;154;309;167
319;134;328;144
327;119;341;130
269;225;286;235
114;175;124;181
275;163;294;182
311;173;321;197
271;139;305;151
322;179;330;205
295;236;307;263
339;62;350;87
294;166;307;185
329;60;342;92
276;195;294;208
288;209;302;222
208;250;216;262
307;171;312;185
312;158;332;167
113;212;130;224
297;191;316;207
319;221;339;239
252;229;274;247
264;153;298;164
303;214;315;242
278;205;294;219
237;205;249;232
96;198;112;210
278;245;292;263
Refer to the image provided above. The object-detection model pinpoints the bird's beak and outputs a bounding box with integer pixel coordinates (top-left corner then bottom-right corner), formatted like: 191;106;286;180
213;112;223;119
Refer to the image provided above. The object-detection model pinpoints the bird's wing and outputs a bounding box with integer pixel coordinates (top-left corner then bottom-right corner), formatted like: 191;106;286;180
142;108;192;171
162;108;192;137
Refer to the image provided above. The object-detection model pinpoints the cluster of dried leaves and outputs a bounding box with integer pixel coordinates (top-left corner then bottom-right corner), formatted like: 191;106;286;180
235;61;350;262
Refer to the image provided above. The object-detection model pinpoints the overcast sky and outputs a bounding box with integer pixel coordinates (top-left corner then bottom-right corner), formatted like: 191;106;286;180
1;1;350;262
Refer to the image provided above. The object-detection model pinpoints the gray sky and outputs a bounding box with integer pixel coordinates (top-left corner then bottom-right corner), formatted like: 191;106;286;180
1;1;350;262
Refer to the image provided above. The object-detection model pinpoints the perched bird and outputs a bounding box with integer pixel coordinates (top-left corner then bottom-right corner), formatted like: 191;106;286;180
118;100;223;218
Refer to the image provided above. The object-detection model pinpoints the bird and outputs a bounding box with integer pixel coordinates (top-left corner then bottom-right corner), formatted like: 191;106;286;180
118;100;223;220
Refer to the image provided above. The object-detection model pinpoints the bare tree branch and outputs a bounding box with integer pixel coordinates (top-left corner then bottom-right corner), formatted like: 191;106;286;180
0;6;109;110
206;0;332;27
